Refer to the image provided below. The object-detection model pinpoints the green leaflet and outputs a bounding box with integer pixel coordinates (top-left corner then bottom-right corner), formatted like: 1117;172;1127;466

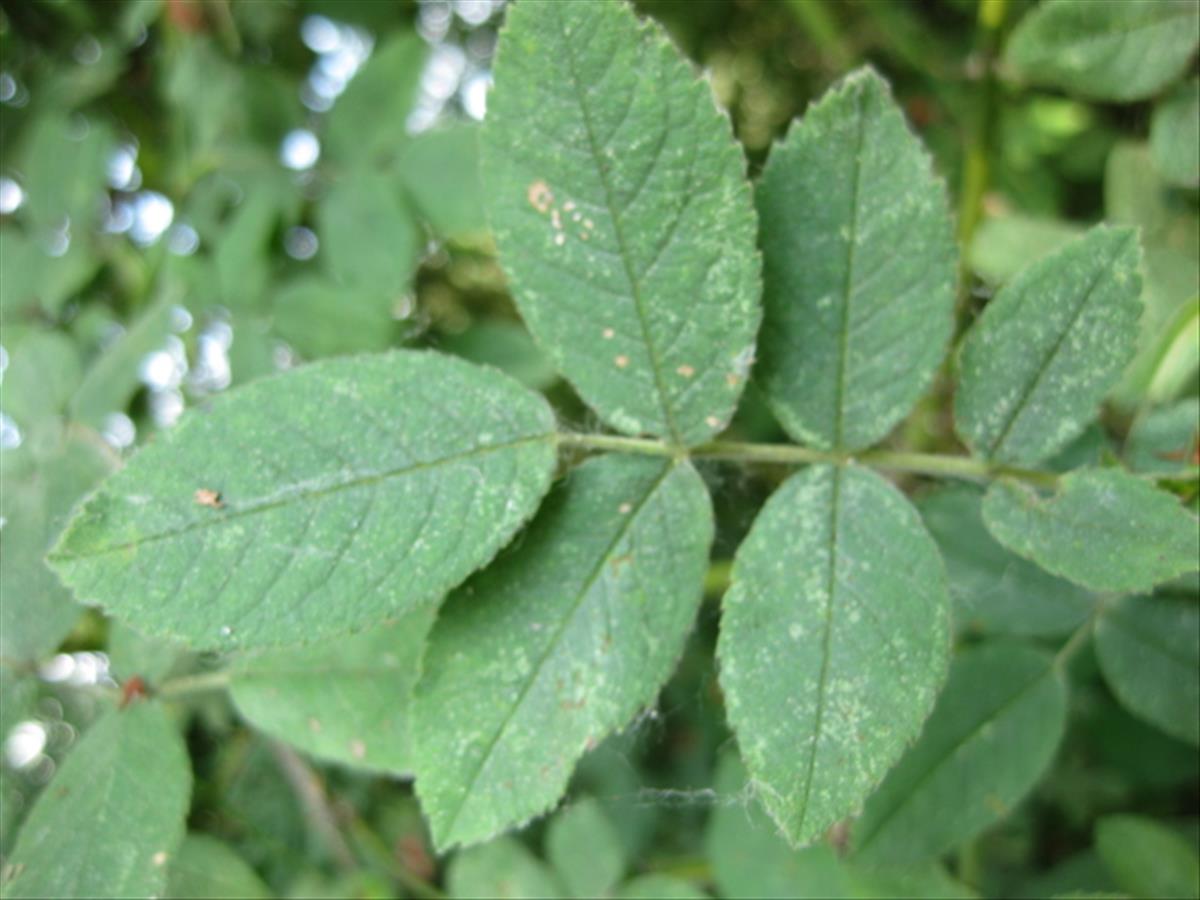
323;32;427;168
271;277;397;360
1151;78;1200;189
1095;595;1200;746
982;468;1200;594
917;484;1094;638
166;834;271;900
49;351;557;651
481;0;761;446
317;170;420;297
4;703;192;899
755;67;956;452
230;603;437;774
447;837;565;900
545;799;626;899
969;213;1082;287
852;642;1068;867
413;453;713;850
718;464;950;848
1124;398;1199;475
1095;815;1200;900
1004;0;1200;102
1;426;117;661
955;225;1142;467
617;876;708;899
399;124;488;241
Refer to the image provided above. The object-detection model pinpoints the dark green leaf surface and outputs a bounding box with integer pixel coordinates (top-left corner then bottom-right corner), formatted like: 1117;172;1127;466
982;468;1200;594
271;277;395;360
1151;78;1200;188
166;834;272;899
852;642;1068;866
755;67;956;451
1095;815;1200;900
447;837;564;900
1095;595;1200;746
718;464;950;847
545;799;626;898
955;226;1142;466
4;703;192;899
1005;0;1200;102
399;124;488;240
231;603;437;774
49;351;557;651
413;453;713;849
482;0;761;446
917;484;1094;638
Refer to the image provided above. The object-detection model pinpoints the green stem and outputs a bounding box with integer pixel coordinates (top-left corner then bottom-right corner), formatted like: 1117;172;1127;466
156;669;232;698
785;0;854;71
558;432;1059;487
1054;611;1097;670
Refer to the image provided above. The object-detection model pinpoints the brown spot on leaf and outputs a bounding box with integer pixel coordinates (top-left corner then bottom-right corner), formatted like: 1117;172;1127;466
194;488;223;509
527;180;553;213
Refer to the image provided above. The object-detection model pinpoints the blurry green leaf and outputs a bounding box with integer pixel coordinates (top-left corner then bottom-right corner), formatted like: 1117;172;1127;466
215;182;290;314
546;799;626;898
165;38;242;162
413;454;713;850
0;228;100;320
1095;815;1200;900
1125;399;1199;475
617;875;708;899
1152;78;1200;188
271;277;395;359
108;622;188;684
1;330;83;428
0;427;117;660
852;642;1068;866
1014;850;1120;900
317;170;420;296
982;468;1200;593
166;834;272;900
1143;298;1200;407
231;604;436;774
4;702;192;899
917;484;1094;638
1105;142;1200;408
324;33;427;168
439;320;558;392
18;113;114;232
1004;0;1200;102
399;124;488;240
49;352;557;651
447;837;565;900
955;226;1142;466
755;67;956;451
481;0;761;446
1095;595;1200;746
718;464;949;847
969;213;1083;286
68;298;174;430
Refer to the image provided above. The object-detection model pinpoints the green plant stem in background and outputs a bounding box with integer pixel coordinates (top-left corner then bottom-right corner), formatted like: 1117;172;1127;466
556;432;1060;487
957;0;1008;310
786;0;854;72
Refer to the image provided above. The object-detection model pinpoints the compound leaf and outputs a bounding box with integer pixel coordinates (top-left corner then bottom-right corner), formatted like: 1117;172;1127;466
755;67;956;451
717;464;950;847
49;351;557;651
1095;594;1200;746
1004;0;1200;102
231;603;437;774
413;453;713;850
955;226;1141;467
4;702;192;899
852;642;1068;866
982;468;1200;594
482;0;761;446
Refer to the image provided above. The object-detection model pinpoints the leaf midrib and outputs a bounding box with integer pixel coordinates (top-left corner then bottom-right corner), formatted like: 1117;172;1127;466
438;460;675;844
51;434;553;561
984;234;1130;460
552;2;682;445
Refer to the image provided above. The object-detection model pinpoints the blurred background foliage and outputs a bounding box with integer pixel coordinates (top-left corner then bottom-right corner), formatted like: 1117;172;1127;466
0;1;1196;898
